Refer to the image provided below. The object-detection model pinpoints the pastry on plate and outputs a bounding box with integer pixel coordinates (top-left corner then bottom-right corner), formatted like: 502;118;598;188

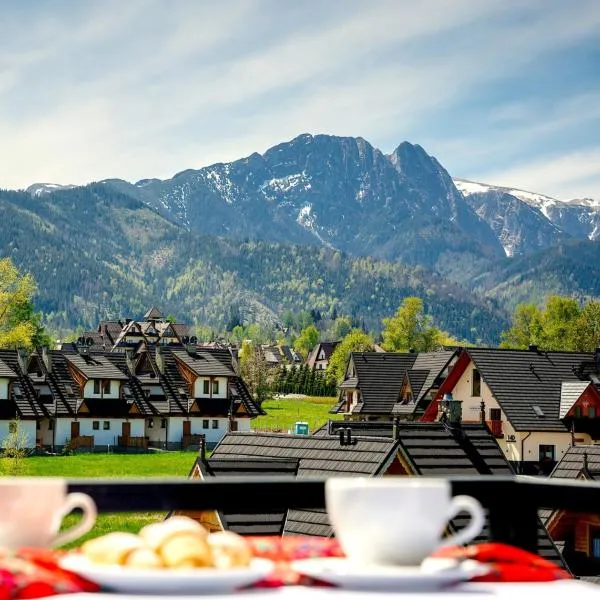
207;531;252;568
81;532;145;566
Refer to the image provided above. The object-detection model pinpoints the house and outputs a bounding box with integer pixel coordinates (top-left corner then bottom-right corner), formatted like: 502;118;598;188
540;445;600;580
330;350;456;420
306;341;340;371
0;345;263;452
79;307;193;353
261;345;302;368
422;347;599;474
184;420;566;568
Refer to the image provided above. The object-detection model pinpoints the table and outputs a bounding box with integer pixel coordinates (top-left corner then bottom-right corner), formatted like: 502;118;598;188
49;580;600;599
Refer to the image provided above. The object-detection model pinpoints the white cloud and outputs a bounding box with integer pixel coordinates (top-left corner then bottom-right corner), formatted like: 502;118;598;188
0;0;599;193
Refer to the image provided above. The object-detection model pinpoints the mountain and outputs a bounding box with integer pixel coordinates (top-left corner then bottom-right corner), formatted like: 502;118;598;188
470;239;600;311
0;185;507;343
99;135;505;273
455;179;600;255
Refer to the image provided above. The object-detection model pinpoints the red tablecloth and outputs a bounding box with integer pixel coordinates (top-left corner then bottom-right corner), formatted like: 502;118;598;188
0;539;572;598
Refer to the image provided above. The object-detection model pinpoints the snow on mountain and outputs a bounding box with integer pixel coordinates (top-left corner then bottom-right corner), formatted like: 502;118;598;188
26;183;78;197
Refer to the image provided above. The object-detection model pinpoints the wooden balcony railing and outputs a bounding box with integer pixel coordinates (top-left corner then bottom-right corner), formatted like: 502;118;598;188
67;476;600;556
118;436;149;449
182;434;205;449
487;419;504;438
71;435;94;449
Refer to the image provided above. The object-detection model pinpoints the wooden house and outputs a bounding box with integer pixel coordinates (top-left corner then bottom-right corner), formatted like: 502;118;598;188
330;350;456;420
306;341;340;371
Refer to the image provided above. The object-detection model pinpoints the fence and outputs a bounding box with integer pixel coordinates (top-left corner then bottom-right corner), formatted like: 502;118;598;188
66;475;600;554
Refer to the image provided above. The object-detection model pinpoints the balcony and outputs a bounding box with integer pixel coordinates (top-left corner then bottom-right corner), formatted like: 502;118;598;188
487;419;504;438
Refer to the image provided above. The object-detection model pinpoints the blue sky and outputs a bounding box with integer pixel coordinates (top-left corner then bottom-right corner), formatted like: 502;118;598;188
1;0;599;199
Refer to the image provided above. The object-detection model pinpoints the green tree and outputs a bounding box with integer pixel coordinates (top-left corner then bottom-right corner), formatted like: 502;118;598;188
239;341;274;406
332;316;352;340
381;297;442;352
294;325;320;358
572;301;600;351
326;329;374;385
0;258;41;349
500;304;543;349
539;296;580;350
2;418;30;475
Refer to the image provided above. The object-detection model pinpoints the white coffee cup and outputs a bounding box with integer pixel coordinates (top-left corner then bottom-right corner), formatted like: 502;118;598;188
0;477;97;548
326;478;485;566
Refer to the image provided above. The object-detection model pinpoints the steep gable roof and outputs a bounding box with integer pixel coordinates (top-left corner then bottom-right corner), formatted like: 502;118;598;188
560;381;592;418
347;352;418;414
411;350;456;402
64;352;128;381
144;307;163;320
467;348;593;432
0;358;17;378
171;348;236;378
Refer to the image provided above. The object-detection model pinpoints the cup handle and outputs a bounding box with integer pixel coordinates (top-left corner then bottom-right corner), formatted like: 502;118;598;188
439;495;485;548
52;493;97;548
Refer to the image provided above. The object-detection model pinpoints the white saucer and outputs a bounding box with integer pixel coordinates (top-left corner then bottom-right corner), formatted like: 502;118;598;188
291;557;489;591
60;554;275;595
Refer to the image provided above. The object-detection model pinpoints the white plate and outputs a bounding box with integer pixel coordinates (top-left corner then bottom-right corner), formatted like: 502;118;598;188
291;557;489;591
60;554;275;595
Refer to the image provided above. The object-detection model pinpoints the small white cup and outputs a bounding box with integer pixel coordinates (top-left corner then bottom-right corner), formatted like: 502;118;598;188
326;478;485;566
0;477;97;548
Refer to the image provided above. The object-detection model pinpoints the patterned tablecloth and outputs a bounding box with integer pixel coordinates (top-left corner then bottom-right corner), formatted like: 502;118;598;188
0;538;574;599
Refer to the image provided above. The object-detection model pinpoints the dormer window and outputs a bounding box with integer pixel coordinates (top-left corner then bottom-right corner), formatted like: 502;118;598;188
212;380;219;395
203;380;210;395
93;380;111;394
471;369;481;396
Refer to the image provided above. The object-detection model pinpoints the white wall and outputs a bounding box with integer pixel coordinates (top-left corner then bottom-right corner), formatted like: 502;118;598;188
0;420;36;448
236;419;251;432
168;417;185;443
55;418;72;447
83;380;121;399
145;418;168;443
193;377;228;399
450;361;577;462
38;419;54;446
0;378;10;400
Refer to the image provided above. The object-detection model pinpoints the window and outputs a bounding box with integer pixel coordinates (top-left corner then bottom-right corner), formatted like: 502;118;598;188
92;421;99;430
490;408;502;421
36;421;41;430
160;418;167;429
48;420;54;431
103;421;110;430
575;406;583;418
212;419;219;429
103;380;111;394
202;419;209;429
590;407;597;419
471;369;481;396
590;527;600;558
147;419;154;429
533;405;545;417
539;444;555;462
93;380;100;394
203;380;210;395
212;380;219;395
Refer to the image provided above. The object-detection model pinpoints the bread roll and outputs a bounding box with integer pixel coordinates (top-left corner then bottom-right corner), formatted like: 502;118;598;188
139;516;208;551
124;547;164;569
81;532;144;565
207;531;252;568
159;532;213;568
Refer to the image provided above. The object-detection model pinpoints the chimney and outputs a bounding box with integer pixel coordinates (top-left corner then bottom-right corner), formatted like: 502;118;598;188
186;344;197;357
155;347;165;374
440;392;462;425
125;348;135;374
16;349;29;373
41;346;52;372
528;344;538;353
392;417;400;441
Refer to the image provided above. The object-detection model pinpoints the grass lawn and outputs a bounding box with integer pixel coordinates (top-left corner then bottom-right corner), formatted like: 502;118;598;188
1;452;197;548
252;396;341;433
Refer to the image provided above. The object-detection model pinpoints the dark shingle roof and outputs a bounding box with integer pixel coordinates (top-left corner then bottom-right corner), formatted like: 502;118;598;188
144;307;163;320
0;350;48;419
171;348;236;378
211;432;398;537
64;353;128;380
198;457;299;536
468;348;593;431
0;358;17;378
411;350;456;402
346;352;418;414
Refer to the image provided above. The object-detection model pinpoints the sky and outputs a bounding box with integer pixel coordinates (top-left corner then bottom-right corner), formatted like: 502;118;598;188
1;0;599;200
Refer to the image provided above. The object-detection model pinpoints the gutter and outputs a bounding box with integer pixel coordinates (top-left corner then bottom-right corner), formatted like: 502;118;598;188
520;431;533;474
